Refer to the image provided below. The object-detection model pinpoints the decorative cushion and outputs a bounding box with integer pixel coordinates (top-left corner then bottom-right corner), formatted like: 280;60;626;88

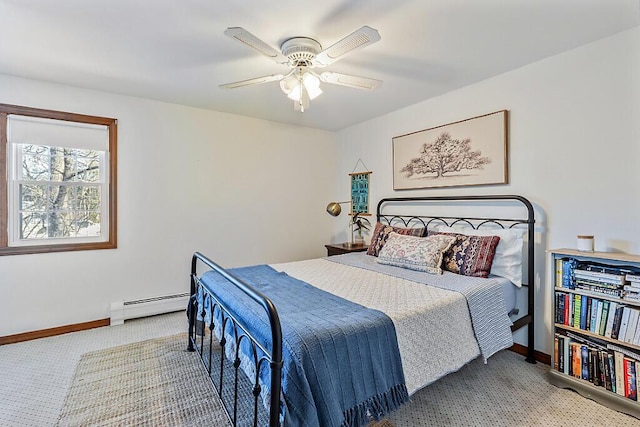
431;225;524;286
428;230;500;278
376;232;456;274
367;222;427;257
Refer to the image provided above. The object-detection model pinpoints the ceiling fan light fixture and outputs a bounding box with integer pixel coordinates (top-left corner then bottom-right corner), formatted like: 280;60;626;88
280;69;322;111
302;73;322;99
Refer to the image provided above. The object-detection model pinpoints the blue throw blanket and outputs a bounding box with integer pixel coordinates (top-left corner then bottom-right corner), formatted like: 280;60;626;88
197;265;408;427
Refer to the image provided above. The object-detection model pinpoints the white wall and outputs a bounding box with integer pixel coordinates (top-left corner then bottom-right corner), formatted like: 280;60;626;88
333;27;640;354
0;75;337;336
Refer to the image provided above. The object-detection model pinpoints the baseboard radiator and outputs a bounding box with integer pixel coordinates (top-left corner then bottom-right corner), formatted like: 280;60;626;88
110;292;190;326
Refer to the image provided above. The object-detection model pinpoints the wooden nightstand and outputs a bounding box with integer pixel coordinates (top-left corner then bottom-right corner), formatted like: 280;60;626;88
325;243;368;256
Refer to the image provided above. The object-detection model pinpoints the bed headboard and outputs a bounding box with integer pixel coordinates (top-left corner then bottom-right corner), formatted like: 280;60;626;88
376;194;536;362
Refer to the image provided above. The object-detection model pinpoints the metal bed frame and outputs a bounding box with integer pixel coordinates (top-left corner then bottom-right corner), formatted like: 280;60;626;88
187;194;536;427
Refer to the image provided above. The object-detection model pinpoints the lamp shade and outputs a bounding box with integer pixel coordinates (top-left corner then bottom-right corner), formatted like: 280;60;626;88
326;200;351;216
326;202;342;216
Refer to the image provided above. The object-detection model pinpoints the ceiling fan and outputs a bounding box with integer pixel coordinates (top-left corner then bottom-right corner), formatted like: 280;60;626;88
220;26;382;112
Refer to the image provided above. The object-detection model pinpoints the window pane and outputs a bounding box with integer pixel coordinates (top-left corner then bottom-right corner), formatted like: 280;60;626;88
48;184;75;211
77;186;101;210
19;184;47;211
21;153;50;181
75;156;101;182
75;212;101;237
19;212;48;239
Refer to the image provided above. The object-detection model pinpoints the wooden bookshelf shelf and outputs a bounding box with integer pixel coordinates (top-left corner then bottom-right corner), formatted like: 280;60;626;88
548;249;640;419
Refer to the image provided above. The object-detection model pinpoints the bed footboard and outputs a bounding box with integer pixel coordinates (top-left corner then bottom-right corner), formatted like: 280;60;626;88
187;252;283;427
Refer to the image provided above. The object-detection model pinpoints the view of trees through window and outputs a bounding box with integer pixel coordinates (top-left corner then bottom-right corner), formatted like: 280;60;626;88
19;144;103;240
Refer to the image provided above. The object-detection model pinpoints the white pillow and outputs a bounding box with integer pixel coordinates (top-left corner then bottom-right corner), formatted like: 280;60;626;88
432;224;525;286
377;232;456;275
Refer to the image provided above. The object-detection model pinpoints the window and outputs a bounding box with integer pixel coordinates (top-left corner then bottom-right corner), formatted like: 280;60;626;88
0;104;117;255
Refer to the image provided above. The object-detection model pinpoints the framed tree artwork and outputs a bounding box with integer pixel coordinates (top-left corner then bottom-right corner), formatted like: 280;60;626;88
392;110;508;190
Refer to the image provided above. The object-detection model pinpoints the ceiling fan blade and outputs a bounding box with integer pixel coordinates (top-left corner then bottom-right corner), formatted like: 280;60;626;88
313;26;381;67
320;72;382;90
224;27;290;65
219;74;284;89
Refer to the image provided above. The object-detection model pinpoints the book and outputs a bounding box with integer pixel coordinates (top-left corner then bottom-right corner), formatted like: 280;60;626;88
580;295;588;330
557;293;567;324
566;293;572;326
599;301;610;336
607;343;640;362
574;294;582;329
574;281;624;298
624;358;638;401
574;277;623;290
615;351;626;396
572;343;582;379
611;306;625;340
555;258;563;288
593;299;604;334
608;352;617;393
624;309;640;343
634;319;640;346
558;335;565;373
581;345;589;381
554;335;559;371
604;302;618;338
562;258;576;289
573;269;627;286
563;334;570;375
618;307;632;343
626;273;640;283
603;351;613;391
624;284;640;292
587;297;595;332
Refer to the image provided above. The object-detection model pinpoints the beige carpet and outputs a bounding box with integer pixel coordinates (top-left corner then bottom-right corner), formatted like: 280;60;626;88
56;333;639;427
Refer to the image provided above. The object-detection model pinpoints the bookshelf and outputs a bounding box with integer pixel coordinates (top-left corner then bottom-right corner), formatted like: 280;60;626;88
549;249;640;418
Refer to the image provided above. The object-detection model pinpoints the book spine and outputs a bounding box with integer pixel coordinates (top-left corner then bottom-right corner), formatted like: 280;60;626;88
580;295;588;330
581;345;589;381
563;259;575;289
618;308;632;343
572;343;582;379
605;302;617;338
615;352;626;396
603;351;613;391
599;301;610;336
611;306;625;340
574;294;582;329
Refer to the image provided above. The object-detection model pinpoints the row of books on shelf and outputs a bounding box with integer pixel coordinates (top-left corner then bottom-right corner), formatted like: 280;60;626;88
555;258;640;302
555;292;640;346
554;331;639;401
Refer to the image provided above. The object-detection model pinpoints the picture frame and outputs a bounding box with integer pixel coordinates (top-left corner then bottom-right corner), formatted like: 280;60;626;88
392;110;508;190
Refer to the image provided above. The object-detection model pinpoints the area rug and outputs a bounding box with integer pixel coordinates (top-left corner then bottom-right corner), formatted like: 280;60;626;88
56;334;230;426
56;333;393;427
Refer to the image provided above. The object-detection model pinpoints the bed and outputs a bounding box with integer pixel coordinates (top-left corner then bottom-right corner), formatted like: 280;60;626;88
187;195;536;427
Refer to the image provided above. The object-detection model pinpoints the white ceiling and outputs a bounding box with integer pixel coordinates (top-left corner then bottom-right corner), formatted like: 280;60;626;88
1;0;638;131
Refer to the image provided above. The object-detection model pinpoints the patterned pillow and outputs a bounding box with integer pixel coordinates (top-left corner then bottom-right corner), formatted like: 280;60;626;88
376;232;456;274
367;222;427;257
428;231;500;278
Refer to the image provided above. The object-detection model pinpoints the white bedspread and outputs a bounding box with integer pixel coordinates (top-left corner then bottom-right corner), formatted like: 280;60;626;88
271;258;483;395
